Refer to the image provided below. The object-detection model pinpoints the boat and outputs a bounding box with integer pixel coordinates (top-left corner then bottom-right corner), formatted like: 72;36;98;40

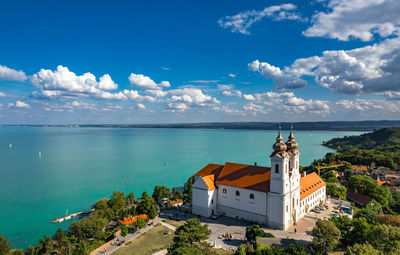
38;152;42;158
9;144;12;148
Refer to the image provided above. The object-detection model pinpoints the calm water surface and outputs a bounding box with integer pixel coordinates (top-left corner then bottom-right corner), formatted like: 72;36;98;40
0;127;362;249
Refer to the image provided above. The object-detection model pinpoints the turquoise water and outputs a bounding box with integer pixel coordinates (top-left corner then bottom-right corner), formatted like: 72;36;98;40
0;127;362;249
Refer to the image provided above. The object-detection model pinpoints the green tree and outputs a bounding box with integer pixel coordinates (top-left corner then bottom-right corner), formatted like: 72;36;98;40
348;217;371;245
134;217;147;230
168;218;211;253
330;216;352;241
0;234;11;255
108;190;126;214
312;220;340;255
245;225;265;244
392;191;400;212
152;185;171;202
171;187;183;201
126;192;135;206
120;226;128;237
141;191;149;199
184;176;195;203
375;214;400;227
137;196;157;219
346;243;381;255
367;224;400;254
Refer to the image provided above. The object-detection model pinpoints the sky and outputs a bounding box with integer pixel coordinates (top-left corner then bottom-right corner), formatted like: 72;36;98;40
0;0;399;124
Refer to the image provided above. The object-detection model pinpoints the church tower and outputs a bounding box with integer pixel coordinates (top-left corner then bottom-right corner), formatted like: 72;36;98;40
285;126;301;227
267;127;291;229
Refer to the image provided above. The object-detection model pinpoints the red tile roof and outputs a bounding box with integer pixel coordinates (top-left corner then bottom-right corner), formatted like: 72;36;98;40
352;165;368;171
118;214;148;225
216;163;271;192
195;164;224;179
202;175;216;190
299;172;326;200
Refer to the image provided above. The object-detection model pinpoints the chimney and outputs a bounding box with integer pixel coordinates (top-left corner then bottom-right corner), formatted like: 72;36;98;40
302;172;307;177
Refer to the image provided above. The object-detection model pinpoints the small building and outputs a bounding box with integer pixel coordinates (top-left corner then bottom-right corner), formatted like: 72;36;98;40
351;165;368;175
346;190;372;207
118;214;148;225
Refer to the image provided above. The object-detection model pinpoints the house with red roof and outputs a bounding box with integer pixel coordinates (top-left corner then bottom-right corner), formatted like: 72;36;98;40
192;128;326;230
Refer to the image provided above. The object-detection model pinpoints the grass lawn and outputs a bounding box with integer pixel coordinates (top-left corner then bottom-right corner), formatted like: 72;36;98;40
162;219;185;228
112;225;174;255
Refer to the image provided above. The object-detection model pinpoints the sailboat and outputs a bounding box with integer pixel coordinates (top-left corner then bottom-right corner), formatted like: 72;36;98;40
38;152;42;158
9;144;12;148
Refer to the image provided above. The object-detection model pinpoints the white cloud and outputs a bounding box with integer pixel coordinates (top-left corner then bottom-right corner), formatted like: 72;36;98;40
167;88;220;107
187;80;219;84
229;73;236;78
8;100;30;108
249;36;400;94
222;90;242;97
383;91;400;100
336;99;400;112
243;94;256;100
243;102;268;115
98;74;118;90
0;92;6;97
217;84;235;91
30;65;154;102
0;65;27;82
218;3;302;35
128;73;170;90
136;103;146;110
304;0;400;41
249;60;307;90
166;102;189;112
245;91;330;115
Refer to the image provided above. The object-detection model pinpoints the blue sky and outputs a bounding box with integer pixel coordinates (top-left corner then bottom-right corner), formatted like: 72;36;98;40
0;0;399;124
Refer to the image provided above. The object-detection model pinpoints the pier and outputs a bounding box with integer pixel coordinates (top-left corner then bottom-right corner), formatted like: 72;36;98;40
50;209;94;223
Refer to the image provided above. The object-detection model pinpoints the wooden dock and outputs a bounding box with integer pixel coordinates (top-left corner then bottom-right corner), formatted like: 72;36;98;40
50;208;94;223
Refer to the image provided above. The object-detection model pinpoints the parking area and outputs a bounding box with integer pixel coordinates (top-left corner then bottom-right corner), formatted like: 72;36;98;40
160;198;341;251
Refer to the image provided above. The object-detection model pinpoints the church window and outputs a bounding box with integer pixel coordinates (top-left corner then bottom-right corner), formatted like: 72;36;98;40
236;191;240;196
285;164;288;173
292;197;294;207
250;193;254;199
286;205;288;212
275;164;279;173
211;199;214;205
296;161;298;169
223;188;227;194
289;161;292;169
297;199;299;206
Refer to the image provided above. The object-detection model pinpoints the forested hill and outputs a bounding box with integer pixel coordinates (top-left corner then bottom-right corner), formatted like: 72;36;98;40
324;127;400;170
325;127;400;152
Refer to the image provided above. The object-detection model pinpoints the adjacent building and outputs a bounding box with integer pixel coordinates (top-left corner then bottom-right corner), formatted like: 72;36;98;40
192;128;326;230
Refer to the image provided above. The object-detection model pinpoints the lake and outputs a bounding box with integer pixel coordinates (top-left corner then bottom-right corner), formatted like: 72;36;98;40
0;127;362;249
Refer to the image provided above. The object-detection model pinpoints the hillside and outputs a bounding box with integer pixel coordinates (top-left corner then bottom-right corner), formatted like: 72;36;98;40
324;127;400;170
325;127;400;152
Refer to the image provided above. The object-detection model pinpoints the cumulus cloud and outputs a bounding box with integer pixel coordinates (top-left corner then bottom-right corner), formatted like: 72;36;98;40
0;92;6;97
129;73;170;90
8;100;30;108
218;3;302;35
383;91;400;100
0;65;27;82
304;0;400;41
244;91;330;115
243;102;268;115
249;36;400;94
336;99;400;112
136;103;146;110
30;65;154;102
229;73;236;78
249;60;307;90
243;94;256;101
167;88;220;109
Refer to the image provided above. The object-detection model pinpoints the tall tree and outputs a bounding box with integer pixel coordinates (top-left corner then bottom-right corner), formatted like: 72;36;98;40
108;191;126;214
152;185;171;202
312;220;340;255
0;234;11;255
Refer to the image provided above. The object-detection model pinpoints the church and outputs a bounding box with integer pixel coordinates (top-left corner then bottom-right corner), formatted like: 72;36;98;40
192;128;326;230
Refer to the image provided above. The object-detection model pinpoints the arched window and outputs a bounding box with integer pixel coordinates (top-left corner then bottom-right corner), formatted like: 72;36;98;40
211;199;214;204
250;193;254;199
292;197;294;207
296;161;298;169
275;164;279;173
285;164;288;173
223;188;227;194
289;161;292;169
236;191;240;196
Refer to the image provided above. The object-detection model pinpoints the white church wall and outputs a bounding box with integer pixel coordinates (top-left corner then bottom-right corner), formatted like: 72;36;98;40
192;177;215;217
217;185;267;224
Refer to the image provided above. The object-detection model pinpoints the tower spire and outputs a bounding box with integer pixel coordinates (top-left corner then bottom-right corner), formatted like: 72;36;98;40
273;123;286;153
286;123;298;151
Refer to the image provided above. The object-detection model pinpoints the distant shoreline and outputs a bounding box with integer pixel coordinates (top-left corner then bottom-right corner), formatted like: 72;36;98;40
2;120;400;131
